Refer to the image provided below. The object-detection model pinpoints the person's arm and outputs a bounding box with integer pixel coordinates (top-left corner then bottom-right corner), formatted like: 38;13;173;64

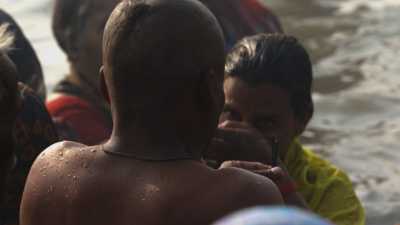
311;171;365;225
204;120;308;208
268;165;308;209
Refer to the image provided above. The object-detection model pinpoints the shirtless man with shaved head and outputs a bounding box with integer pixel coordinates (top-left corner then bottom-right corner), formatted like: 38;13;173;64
20;1;283;225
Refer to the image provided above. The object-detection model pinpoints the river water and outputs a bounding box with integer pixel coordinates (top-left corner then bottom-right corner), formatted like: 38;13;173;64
1;0;400;224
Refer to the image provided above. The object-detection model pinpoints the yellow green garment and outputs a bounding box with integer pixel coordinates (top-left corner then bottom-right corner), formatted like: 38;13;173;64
284;140;365;225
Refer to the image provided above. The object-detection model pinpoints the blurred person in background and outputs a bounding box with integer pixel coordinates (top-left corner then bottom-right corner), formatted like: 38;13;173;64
0;9;46;100
47;0;119;145
0;20;59;225
0;26;19;225
206;34;365;225
200;0;283;50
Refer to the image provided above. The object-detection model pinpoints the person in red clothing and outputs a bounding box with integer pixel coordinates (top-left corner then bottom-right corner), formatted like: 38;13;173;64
200;0;283;50
47;0;119;145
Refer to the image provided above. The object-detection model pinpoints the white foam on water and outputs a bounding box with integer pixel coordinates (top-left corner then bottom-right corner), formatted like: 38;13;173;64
338;0;400;14
318;0;400;14
309;2;400;224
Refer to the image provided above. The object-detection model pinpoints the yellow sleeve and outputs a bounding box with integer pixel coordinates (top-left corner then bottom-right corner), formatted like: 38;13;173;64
285;142;365;225
311;170;365;225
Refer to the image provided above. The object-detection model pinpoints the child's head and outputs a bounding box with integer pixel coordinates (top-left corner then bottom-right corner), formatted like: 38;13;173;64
222;34;313;157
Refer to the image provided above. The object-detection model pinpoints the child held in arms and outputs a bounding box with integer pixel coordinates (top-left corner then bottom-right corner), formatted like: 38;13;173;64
206;34;365;225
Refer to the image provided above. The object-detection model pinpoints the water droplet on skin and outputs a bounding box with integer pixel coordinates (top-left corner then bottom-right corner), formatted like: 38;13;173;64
58;151;64;157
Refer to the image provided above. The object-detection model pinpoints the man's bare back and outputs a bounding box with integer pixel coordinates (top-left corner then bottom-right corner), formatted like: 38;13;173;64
21;142;281;225
20;0;283;224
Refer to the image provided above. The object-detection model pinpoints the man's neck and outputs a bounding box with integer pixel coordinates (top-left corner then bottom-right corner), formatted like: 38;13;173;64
103;128;203;162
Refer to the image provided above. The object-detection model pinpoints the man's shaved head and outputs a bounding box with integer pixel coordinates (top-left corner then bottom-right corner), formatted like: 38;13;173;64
102;0;225;153
103;0;225;113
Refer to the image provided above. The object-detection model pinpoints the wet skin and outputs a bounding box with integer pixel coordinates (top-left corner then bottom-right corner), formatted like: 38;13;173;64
21;1;284;224
20;141;283;225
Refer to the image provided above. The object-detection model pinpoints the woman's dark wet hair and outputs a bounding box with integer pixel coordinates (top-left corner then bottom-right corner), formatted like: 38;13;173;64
0;9;46;99
225;34;313;121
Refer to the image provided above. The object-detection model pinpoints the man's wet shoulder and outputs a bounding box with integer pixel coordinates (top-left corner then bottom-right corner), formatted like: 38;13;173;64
215;167;276;191
35;141;89;162
210;167;283;206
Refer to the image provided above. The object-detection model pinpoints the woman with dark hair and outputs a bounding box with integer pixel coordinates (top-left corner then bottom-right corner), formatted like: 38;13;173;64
0;9;46;100
0;17;59;225
0;31;19;221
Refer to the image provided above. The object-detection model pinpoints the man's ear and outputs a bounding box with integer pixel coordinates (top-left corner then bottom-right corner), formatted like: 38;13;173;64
294;104;314;136
199;69;224;114
99;66;110;103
